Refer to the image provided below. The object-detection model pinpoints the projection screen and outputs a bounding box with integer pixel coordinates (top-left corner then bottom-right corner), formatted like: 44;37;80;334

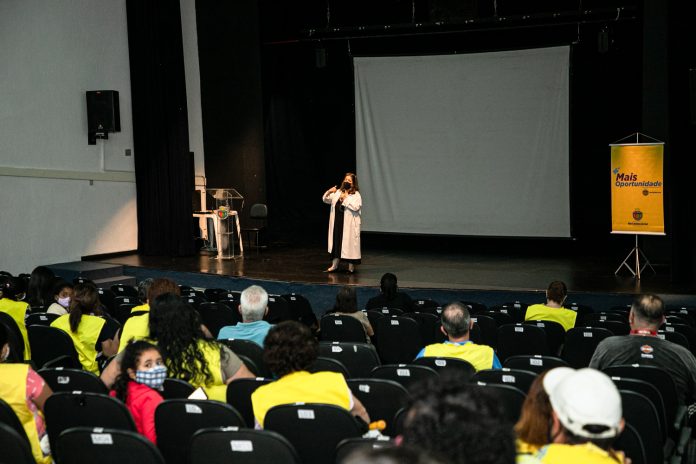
354;46;571;237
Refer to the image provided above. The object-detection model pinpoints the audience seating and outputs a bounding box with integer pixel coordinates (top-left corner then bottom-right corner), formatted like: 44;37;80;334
114;303;137;325
25;312;60;327
370;364;438;391
111;284;138;298
73;277;94;285
614;423;647;464
0;397;31;445
373;316;423;364
368;307;404;317
561;326;613;368
202;288;226;302
183;296;206;310
309;356;351;378
161;378;196;399
665;314;693;327
97;287;117;314
44;392;137;462
113;295;138;311
266;295;292;324
496;324;548;362
581;319;630;336
618;390;665;464
347;378;410;437
566;303;593;321
496;302;528;322
56;427;165;464
657;330;690;350
226;377;273;428
412;299;439;313
522;320;565;356
0;312;25;361
579;312;627;325
401;311;445;346
461;301;487;314
27;325;81;369
0;422;34;464
503;355;569;374
472;368;537;394
610;377;667;443
470;314;499;348
335;437;394;463
39;368;108;394
320;314;368;343
661;323;696;356
190;427;301;464
178;284;194;293
264;403;363;464
364;309;384;329
318;341;381;378
483;310;515;327
283;293;318;328
412;356;476;381
155;399;245;464
476;383;526;423
221;338;270;377
197;302;237;338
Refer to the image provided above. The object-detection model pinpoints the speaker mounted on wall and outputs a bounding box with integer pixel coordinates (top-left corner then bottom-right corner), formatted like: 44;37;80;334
86;90;121;145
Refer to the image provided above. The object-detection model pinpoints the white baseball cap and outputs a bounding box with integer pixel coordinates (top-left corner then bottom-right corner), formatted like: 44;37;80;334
545;368;622;439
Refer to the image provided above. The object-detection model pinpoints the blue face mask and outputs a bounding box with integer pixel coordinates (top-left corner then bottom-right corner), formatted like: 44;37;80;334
134;365;167;390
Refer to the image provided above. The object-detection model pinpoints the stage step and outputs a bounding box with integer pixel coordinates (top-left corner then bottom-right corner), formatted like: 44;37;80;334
46;261;136;287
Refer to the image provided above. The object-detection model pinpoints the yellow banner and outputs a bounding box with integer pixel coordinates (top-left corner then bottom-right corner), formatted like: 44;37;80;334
610;143;664;235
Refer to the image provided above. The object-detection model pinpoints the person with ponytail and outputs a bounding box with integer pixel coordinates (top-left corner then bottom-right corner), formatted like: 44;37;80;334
524;281;577;331
0;275;32;360
365;272;415;312
50;282;120;373
110;340;165;444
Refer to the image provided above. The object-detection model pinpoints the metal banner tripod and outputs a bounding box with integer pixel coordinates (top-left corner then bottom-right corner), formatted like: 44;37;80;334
615;234;655;279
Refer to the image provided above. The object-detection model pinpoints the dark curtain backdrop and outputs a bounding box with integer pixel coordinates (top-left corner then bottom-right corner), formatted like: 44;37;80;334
126;0;195;256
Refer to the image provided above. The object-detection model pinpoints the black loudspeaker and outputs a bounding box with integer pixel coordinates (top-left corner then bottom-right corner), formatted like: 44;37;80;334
86;90;121;135
690;68;696;125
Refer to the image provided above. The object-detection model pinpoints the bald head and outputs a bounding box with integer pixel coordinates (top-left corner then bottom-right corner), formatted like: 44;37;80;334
630;294;665;330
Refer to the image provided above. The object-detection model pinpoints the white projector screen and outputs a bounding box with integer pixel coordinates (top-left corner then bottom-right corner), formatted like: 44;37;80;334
354;46;571;237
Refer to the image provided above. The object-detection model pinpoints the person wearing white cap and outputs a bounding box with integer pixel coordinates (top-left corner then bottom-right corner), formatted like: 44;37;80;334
536;367;627;463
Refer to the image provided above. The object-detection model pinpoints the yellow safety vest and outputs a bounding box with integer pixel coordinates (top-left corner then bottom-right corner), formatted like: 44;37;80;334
0;364;51;463
0;298;31;360
251;371;351;427
190;340;226;402
525;304;577;331
118;312;151;352
50;314;105;374
423;342;495;371
537;443;624;464
130;303;149;313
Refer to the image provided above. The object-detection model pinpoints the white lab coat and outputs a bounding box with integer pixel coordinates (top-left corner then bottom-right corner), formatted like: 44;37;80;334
323;189;362;260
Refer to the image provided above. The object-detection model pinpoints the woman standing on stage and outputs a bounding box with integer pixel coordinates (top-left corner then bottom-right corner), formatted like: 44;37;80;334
323;172;362;273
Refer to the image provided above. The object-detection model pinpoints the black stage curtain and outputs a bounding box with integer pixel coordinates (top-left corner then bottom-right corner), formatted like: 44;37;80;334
126;0;195;256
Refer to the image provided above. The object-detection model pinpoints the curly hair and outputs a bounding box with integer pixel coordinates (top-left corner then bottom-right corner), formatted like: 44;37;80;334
401;374;516;464
112;340;161;402
148;293;216;386
69;283;103;333
263;321;318;378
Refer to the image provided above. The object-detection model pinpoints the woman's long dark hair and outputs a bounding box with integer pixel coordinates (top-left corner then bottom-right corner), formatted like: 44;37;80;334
69;283;103;332
148;293;215;386
112;340;161;402
27;266;55;306
380;273;398;300
333;286;358;314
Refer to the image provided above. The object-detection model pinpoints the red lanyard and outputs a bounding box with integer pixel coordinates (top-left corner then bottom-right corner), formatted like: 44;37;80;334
630;329;658;337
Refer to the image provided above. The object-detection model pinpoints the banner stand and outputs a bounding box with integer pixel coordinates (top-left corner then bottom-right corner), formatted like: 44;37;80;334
615;234;655;279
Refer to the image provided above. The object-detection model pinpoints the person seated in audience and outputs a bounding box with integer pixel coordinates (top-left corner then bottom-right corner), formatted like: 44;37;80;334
0;323;53;464
415;301;501;371
50;282;120;374
524;281;577;331
46;279;73;316
365;272;414;312
102;293;254;401
26;265;55;308
110;340;165;444
400;375;516;464
325;286;373;342
218;284;273;347
344;445;445;464
132;278;154;313
0;275;32;360
251;321;370;428
590;293;696;407
536;368;626;463
117;278;180;352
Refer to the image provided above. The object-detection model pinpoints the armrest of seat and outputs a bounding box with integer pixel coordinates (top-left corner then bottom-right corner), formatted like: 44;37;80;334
674;404;688;431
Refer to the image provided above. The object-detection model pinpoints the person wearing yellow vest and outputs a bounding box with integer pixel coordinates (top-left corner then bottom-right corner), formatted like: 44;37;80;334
524;281;577;331
415;302;501;371
50;283;120;374
536;368;626;464
252;321;370;428
0;275;31;360
102;293;254;402
0;323;53;464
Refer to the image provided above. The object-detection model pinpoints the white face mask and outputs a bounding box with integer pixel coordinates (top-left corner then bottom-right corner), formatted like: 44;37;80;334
58;296;71;308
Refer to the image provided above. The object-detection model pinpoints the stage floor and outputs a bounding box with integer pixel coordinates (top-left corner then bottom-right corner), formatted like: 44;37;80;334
92;242;694;296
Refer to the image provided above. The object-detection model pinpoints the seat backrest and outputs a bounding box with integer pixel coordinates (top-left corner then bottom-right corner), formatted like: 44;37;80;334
44;391;136;462
335;437;395;463
346;378;410;437
472;368;537;394
610;377;667;443
484;310;515;327
495;302;528;322
373;316;423;364
266;295;292;324
97;288;117;314
400;311;444;346
0;422;35;464
412;299;439;311
320;314;368;343
657;330;690;350
461;301;488;314
661;323;696;355
614;422;647;464
111;284;138;298
579;312;628;325
618;390;663;464
155;399;245;464
161;378;196;399
370;364;438;391
27;325;80;369
249;203;268;219
39;368;108;394
496;324;548;362
220;338;270;377
283;293;318;328
56;427;165;464
202;288;226;302
308;357;350;378
197;302;237;338
0;312;25;361
561;327;613;368
190;426;300;464
318;341;381;378
368;307;404;318
522;320;565;356
470;314;499;349
411;356;476;381
24;312;60;327
0;397;31;445
503;355;569;374
264;403;362;464
114;303;137;325
582;319;631;336
476;383;526;423
226;377;273;428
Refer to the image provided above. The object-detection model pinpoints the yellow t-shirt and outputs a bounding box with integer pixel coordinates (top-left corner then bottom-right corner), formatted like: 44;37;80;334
251;371;352;427
118;312;151;352
422;342;496;371
0;298;31;360
525;304;577;331
537;443;624;464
